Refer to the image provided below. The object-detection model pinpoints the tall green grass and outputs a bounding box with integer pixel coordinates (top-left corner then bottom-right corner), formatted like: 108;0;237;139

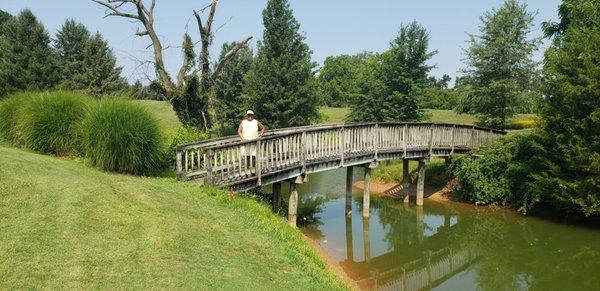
0;92;34;144
18;91;91;155
79;98;165;175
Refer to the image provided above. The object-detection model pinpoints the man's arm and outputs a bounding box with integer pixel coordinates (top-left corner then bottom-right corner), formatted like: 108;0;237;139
258;121;265;137
238;122;244;140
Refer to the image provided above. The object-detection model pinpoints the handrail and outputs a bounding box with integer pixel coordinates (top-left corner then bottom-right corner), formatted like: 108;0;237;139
176;122;506;186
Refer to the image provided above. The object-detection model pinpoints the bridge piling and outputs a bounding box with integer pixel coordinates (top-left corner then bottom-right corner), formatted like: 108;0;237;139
363;167;371;218
402;159;410;203
288;182;298;227
416;159;426;206
346;167;353;215
272;181;282;210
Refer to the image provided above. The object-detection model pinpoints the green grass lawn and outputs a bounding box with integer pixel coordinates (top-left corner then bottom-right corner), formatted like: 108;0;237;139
134;100;182;138
0;145;346;290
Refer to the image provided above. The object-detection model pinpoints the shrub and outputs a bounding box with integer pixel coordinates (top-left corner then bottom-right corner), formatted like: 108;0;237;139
165;126;209;169
18;91;90;155
0;93;32;143
450;131;547;213
79;98;165;175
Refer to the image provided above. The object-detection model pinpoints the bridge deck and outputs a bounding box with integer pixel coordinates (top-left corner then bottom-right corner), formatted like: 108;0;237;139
176;122;505;192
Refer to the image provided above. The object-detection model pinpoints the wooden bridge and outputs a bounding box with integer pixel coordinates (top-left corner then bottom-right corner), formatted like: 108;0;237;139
176;123;505;226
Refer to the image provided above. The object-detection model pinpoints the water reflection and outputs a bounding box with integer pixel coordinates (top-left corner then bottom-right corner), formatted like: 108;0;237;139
295;168;600;291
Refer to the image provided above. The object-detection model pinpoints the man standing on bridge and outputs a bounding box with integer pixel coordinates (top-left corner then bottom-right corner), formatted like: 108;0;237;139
238;110;265;168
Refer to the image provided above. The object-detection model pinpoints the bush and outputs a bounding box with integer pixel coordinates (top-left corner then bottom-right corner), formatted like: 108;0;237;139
18;91;90;155
506;116;539;130
0;93;32;143
79;98;165;175
165;126;209;169
450;132;547;213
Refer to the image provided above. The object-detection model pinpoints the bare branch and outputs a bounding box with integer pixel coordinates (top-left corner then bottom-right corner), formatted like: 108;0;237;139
92;0;140;19
213;36;253;79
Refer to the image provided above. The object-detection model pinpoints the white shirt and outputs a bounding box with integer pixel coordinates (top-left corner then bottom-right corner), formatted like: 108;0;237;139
241;119;259;140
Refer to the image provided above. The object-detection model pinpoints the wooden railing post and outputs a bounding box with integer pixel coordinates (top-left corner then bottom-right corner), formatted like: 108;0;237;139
256;140;262;186
301;131;307;173
402;124;407;157
176;149;184;179
451;125;455;155
339;126;345;167
428;124;434;157
206;148;214;185
374;123;379;160
470;125;476;148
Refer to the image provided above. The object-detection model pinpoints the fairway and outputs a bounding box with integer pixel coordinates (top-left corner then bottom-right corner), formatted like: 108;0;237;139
0;145;346;290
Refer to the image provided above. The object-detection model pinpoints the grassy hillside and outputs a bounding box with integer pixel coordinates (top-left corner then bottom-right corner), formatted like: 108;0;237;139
134;100;182;138
0;145;346;290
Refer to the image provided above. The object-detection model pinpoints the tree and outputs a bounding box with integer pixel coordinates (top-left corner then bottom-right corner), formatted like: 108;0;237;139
460;0;540;128
214;42;253;135
0;10;59;97
348;21;434;122
243;0;319;128
534;0;600;217
92;0;252;129
55;19;90;90
0;10;11;36
76;33;126;96
317;54;363;107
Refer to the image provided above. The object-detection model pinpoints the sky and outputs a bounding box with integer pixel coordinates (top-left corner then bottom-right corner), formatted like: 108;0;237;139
2;0;562;84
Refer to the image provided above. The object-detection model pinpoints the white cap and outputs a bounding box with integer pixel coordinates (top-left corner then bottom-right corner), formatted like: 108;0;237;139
246;110;254;115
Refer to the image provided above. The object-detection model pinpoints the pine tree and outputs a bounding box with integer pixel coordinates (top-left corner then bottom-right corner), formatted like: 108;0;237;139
0;10;11;36
243;0;319;128
55;19;90;90
535;0;600;217
214;42;253;135
76;33;125;96
461;0;540;129
0;10;59;97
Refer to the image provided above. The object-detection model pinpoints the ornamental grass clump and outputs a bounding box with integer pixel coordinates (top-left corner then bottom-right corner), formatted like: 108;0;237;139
79;98;165;175
0;93;32;144
16;91;90;155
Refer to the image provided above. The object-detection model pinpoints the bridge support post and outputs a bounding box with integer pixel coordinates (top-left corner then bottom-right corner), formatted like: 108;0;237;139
403;159;410;203
346;167;353;215
272;181;282;211
416;159;426;206
363;167;371;218
288;182;298;227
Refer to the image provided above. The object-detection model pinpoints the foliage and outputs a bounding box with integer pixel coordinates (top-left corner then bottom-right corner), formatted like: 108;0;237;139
243;0;319;128
534;0;600;218
165;125;209;170
0;10;59;97
79;98;165;175
459;0;541;129
55;20;125;96
214;42;253;135
450;132;547;213
18;91;90;155
0;92;32;143
317;54;365;107
416;87;462;110
0;145;347;290
0;10;11;36
348;22;434;122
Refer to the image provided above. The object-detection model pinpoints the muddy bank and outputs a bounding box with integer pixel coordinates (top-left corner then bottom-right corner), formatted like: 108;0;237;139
353;178;461;202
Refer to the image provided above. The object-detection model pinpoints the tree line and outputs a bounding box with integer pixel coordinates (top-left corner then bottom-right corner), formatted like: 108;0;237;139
0;10;125;97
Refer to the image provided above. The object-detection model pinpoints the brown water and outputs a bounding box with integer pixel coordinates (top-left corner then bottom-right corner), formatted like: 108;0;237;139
283;168;600;291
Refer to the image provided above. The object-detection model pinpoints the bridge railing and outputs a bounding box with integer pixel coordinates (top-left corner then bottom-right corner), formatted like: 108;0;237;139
176;123;505;185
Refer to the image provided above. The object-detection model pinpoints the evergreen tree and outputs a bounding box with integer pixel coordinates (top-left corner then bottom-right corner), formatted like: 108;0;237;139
535;0;600;217
214;42;253;135
348;22;434;122
460;0;540;128
243;0;319;128
55;19;90;90
0;10;11;36
76;33;125;96
0;10;59;97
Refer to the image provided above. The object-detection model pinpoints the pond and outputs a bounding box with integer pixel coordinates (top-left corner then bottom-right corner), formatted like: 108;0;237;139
275;168;600;290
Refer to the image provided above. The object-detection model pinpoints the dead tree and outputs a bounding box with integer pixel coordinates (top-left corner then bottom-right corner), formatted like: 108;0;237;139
92;0;252;129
